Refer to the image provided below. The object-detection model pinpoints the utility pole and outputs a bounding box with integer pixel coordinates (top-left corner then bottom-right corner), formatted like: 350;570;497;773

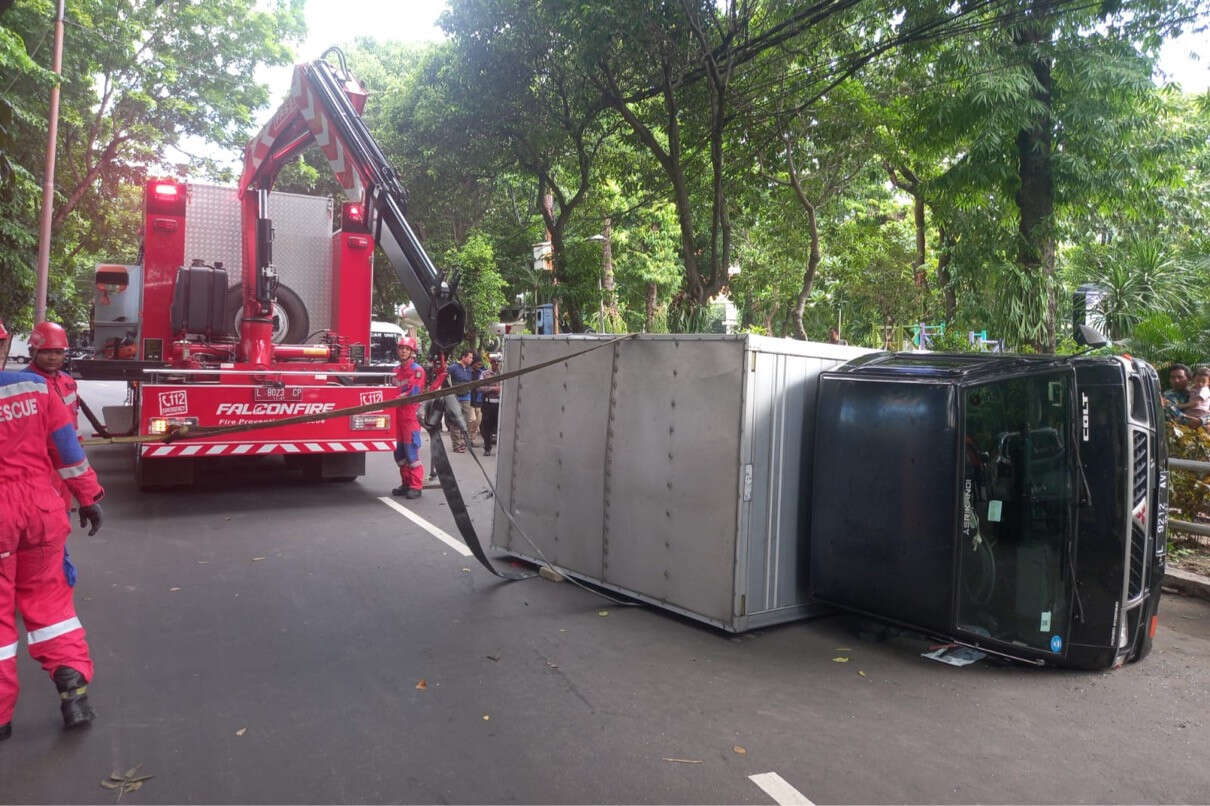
34;0;66;324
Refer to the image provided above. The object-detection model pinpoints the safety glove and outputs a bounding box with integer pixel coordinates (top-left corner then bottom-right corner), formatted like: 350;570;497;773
78;503;103;536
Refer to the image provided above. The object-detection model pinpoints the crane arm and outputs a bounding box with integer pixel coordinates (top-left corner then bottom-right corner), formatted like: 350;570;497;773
239;50;465;350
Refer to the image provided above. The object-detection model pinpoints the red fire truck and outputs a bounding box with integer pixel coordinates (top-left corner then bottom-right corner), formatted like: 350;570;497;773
78;49;464;489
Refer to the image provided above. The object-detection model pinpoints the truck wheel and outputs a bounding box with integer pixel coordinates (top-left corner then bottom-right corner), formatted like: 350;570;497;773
226;283;310;344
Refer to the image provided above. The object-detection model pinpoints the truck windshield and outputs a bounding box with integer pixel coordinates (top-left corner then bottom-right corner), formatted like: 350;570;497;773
959;373;1074;653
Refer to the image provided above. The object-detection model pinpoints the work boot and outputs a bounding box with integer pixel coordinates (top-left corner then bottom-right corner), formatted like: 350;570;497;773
428;471;438;480
0;722;11;741
391;485;409;496
405;488;422;499
53;666;95;729
482;446;492;456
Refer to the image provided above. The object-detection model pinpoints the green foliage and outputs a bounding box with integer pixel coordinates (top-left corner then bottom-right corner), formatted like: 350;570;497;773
1167;421;1210;526
444;231;506;350
1126;310;1210;368
4;0;1209;358
1065;239;1203;340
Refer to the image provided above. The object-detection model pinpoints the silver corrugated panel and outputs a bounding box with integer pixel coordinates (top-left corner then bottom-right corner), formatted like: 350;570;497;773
492;334;872;631
184;184;335;332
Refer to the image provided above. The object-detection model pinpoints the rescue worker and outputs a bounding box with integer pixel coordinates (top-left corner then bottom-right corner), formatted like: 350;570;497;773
421;350;467;482
22;321;81;512
392;335;426;499
0;318;104;741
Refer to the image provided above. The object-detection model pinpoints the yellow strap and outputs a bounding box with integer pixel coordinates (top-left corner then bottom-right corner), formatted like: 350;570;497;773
81;334;635;447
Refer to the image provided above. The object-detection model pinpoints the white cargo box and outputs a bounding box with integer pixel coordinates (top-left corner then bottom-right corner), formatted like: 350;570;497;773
491;334;871;631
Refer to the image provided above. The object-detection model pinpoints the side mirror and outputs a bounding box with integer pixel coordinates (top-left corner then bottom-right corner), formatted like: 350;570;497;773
1073;324;1108;349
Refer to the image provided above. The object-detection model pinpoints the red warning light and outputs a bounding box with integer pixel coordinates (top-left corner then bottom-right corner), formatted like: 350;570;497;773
341;201;369;233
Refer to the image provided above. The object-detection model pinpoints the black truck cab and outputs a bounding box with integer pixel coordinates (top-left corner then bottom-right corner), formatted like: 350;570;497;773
809;352;1167;669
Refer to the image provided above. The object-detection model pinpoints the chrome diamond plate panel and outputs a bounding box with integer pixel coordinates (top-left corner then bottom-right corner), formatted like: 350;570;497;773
184;184;335;332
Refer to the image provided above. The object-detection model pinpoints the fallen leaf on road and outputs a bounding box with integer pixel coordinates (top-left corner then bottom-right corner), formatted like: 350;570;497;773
597;610;609;617
486;654;500;662
832;657;849;663
733;745;747;755
169;587;181;592
482;714;490;721
858;670;867;677
461;568;471;573
663;758;703;764
224;516;231;521
101;765;153;797
546;661;559;669
235;727;246;736
415;680;427;690
197;560;209;564
252;557;266;562
835;647;852;651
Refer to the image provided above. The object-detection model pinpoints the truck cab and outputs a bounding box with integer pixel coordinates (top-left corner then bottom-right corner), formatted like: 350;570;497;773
809;352;1167;669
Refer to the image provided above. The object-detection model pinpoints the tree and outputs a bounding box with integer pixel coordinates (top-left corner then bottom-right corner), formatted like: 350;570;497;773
0;0;304;327
890;0;1210;350
444;231;506;350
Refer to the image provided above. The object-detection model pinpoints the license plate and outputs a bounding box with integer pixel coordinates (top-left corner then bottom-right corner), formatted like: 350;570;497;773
253;386;302;402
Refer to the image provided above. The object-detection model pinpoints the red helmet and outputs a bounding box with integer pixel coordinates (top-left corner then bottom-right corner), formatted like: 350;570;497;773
398;335;420;353
29;320;69;350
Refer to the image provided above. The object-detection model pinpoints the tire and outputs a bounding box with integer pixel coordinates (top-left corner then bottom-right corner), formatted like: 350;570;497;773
226;283;310;344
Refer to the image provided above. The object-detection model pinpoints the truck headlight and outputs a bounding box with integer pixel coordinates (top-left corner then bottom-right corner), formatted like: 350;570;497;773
148;416;198;435
350;414;390;430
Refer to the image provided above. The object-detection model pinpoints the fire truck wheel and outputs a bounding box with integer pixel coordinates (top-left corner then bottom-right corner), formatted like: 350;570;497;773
226;283;310;344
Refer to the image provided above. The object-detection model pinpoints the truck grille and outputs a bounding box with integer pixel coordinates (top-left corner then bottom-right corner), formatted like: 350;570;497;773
1132;431;1148;508
1129;522;1147;600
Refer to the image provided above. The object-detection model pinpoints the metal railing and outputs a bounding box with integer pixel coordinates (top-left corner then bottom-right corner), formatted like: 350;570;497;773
1168;458;1210;537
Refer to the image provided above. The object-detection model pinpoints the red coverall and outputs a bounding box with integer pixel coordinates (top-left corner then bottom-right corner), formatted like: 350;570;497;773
393;360;427;491
0;371;104;727
22;363;80;511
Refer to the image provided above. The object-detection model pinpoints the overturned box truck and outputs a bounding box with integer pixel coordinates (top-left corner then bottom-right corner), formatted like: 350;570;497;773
491;334;1167;670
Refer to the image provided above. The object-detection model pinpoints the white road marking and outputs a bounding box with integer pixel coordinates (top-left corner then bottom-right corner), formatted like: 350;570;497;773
378;497;472;557
749;772;814;806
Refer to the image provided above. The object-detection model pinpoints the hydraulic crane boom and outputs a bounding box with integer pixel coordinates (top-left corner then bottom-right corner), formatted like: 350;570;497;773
238;49;465;360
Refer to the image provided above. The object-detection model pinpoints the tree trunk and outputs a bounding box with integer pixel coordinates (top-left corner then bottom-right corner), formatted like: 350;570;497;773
645;282;657;332
602;216;619;321
791;202;820;340
912;193;928;319
1014;3;1057;351
937;225;957;324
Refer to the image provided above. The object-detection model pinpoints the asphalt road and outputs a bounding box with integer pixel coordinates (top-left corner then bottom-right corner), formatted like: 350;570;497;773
1;382;1208;804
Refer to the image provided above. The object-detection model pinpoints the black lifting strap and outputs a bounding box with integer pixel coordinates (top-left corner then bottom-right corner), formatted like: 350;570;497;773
428;414;533;581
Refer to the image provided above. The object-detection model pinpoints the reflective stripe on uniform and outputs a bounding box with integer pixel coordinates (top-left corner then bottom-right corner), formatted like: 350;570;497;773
58;458;92;479
0;641;17;661
62;392;77;405
28;616;82;645
0;380;45;400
